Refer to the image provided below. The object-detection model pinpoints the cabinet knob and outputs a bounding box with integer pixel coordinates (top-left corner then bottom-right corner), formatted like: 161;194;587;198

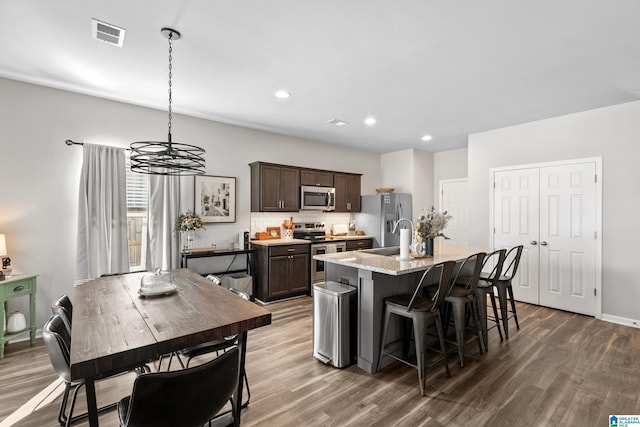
530;241;537;245
540;241;548;246
13;285;25;292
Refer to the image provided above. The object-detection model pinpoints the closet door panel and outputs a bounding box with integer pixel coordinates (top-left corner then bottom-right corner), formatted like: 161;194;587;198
539;162;597;315
493;168;540;304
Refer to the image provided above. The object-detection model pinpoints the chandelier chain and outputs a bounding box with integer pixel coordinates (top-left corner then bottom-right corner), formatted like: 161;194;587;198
167;31;173;138
129;27;205;176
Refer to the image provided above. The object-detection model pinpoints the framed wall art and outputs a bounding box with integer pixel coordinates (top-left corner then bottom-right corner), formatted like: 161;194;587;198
194;175;236;223
266;226;281;239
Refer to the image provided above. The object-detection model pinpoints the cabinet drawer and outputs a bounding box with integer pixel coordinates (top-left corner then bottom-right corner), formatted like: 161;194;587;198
269;244;310;257
4;279;35;298
346;238;373;251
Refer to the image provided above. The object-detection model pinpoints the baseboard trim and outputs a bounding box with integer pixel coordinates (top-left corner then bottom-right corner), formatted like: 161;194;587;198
601;314;640;328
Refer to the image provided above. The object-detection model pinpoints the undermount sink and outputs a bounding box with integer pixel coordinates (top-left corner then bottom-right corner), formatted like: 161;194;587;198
362;246;401;256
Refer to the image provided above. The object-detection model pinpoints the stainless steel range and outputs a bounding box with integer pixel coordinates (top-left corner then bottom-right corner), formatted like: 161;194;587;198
293;223;346;284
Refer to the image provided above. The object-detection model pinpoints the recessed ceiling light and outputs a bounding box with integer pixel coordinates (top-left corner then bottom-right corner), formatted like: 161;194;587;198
274;90;290;99
364;117;376;126
326;118;350;126
421;135;433;141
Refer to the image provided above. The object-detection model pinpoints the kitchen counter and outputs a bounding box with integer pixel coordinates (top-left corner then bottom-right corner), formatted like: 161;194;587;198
250;235;373;246
324;234;374;241
313;242;485;275
250;238;310;246
316;242;488;374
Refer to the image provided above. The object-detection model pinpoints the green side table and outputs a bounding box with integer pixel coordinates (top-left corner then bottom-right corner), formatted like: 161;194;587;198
1;274;37;359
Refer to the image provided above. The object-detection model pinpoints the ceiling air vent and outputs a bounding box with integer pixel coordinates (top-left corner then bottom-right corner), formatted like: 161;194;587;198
326;118;350;127
92;18;126;47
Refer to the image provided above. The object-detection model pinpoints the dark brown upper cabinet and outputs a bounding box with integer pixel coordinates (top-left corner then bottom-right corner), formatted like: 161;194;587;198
334;173;361;212
250;162;300;212
300;168;334;187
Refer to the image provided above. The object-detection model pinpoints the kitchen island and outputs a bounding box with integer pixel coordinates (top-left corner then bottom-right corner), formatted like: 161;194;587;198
314;243;486;373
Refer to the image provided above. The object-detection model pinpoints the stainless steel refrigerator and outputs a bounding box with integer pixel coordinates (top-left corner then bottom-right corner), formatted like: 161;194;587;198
355;193;412;248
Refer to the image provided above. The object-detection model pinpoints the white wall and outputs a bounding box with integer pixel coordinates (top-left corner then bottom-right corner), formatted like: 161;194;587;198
0;77;381;328
467;100;640;322
433;148;468;209
379;150;413;194
380;149;434;220
412;149;434;219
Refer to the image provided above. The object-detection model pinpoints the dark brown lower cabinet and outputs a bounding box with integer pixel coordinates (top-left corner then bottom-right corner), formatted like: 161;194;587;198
255;243;310;302
346;238;373;251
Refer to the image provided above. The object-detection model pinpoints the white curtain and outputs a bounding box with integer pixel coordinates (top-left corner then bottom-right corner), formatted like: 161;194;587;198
76;144;129;279
145;175;181;271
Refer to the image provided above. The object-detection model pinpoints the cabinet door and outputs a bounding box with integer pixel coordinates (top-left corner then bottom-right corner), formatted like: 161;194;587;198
334;174;348;212
346;174;361;212
288;254;309;293
268;256;291;298
300;169;334;187
335;173;361;212
260;164;284;211
279;166;301;211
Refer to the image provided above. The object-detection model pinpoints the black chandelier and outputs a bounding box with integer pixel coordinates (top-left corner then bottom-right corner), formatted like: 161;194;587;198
130;28;206;176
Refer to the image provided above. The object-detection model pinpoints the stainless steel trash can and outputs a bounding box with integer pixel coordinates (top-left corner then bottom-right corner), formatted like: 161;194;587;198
313;281;357;368
221;273;253;297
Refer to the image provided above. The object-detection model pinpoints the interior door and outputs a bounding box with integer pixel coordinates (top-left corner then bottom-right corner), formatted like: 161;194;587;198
440;179;469;245
538;162;596;315
493;161;598;316
493;168;540;304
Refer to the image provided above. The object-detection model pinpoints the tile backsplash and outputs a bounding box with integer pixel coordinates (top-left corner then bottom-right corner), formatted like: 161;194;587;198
250;212;353;237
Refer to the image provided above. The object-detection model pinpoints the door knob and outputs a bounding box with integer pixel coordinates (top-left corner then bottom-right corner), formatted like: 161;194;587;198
540;241;548;246
530;240;537;245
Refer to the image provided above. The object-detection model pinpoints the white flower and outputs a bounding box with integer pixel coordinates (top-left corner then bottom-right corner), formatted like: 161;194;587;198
414;207;451;241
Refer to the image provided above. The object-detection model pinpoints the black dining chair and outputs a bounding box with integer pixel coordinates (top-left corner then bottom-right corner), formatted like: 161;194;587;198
43;314;120;427
378;260;456;396
489;245;524;339
51;295;73;336
178;287;252;409
443;252;486;367
474;249;507;350
117;347;240;427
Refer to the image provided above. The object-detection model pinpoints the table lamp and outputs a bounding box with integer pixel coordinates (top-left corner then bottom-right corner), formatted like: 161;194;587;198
0;234;12;280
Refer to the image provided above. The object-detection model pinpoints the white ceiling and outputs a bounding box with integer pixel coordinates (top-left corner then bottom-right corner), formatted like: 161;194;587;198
2;1;640;153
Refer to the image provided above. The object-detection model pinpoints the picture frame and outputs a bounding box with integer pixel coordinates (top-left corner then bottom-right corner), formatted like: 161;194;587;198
194;175;236;223
266;226;281;239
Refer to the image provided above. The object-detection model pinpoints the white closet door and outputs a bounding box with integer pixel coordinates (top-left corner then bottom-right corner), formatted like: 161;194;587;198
539;162;596;315
440;179;468;245
493;168;540;304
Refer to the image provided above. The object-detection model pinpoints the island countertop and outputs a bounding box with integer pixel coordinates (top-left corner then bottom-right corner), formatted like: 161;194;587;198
313;243;487;275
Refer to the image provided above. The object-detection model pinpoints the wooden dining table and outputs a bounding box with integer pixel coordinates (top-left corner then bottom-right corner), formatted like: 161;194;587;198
70;268;272;426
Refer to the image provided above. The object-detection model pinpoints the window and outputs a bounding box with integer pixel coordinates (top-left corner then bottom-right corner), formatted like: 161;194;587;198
126;158;148;271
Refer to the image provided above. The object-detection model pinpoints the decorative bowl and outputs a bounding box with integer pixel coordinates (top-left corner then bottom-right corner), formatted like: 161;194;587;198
375;187;395;193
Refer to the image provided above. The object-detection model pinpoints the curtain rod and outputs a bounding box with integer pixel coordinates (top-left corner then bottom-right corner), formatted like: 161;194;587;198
64;139;131;151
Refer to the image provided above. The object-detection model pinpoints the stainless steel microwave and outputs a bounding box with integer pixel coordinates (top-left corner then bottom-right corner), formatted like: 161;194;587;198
300;185;335;211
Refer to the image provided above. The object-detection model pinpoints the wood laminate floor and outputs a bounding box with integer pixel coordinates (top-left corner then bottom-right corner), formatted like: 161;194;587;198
1;297;639;427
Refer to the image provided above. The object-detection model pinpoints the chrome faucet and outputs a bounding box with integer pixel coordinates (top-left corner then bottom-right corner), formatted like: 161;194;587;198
392;217;414;233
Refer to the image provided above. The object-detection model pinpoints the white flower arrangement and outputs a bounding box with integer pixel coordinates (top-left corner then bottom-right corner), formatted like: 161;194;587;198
414;207;452;241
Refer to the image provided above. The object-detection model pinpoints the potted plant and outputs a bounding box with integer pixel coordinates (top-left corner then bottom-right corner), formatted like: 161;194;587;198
175;210;205;250
414;207;452;256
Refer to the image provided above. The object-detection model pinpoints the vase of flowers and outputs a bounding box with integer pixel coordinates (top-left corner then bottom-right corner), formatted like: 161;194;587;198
414;207;452;256
175;210;205;250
